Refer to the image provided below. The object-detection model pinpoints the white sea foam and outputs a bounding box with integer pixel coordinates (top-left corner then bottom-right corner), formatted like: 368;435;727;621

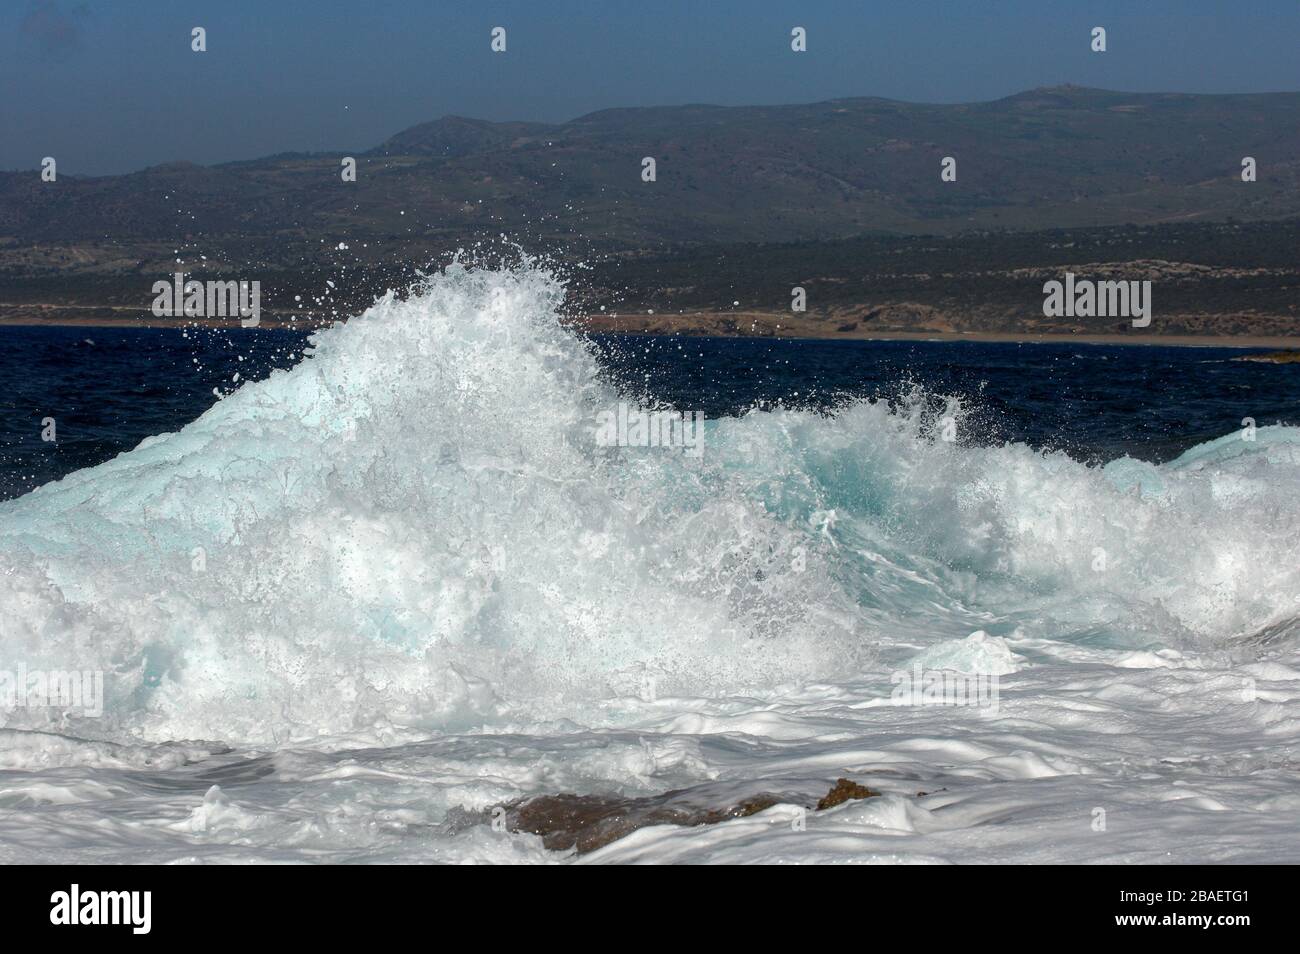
1;263;1298;863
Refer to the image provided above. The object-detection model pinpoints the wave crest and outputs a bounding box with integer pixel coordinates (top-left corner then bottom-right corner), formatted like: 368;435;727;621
2;264;1297;743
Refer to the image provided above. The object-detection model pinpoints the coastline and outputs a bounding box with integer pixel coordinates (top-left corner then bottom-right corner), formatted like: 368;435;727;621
0;302;328;331
583;327;1300;350
3;302;1299;350
573;311;1300;349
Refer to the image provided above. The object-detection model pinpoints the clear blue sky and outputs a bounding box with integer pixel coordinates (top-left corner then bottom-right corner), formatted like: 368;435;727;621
4;0;1298;175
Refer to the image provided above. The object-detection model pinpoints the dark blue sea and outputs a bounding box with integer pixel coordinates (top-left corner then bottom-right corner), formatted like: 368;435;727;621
3;325;1296;500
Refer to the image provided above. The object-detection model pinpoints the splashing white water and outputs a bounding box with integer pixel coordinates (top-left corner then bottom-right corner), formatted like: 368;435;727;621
2;263;1299;863
0;265;867;743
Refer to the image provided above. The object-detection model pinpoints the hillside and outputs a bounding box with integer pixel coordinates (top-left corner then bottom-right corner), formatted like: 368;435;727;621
3;86;1300;279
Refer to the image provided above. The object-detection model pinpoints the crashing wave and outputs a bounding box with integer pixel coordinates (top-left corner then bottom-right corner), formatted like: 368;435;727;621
2;264;1297;744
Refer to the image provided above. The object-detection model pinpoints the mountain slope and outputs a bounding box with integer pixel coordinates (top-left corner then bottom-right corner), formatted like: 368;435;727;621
2;86;1299;274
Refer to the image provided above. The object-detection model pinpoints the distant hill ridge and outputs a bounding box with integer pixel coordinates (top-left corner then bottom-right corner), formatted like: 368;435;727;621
3;86;1299;271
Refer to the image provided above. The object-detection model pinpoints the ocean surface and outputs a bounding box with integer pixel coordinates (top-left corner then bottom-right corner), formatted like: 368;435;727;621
6;321;1299;500
2;265;1299;863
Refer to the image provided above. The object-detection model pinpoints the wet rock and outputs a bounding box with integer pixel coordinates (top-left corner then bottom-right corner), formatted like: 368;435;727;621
505;789;782;854
816;778;881;811
472;776;882;854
